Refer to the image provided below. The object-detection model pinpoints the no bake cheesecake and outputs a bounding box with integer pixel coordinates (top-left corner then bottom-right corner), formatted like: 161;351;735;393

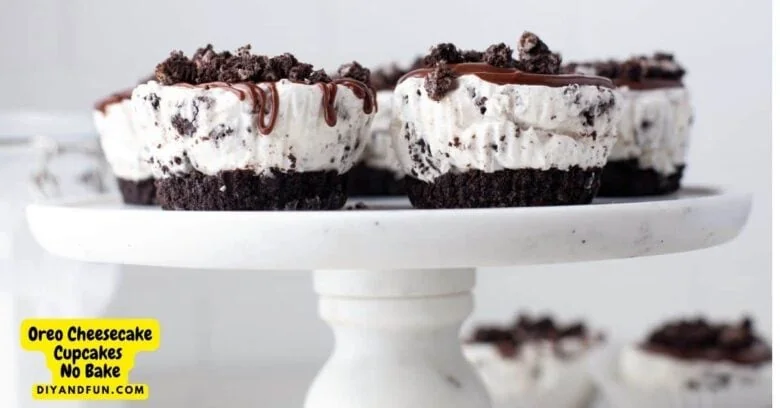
391;32;622;208
131;45;376;210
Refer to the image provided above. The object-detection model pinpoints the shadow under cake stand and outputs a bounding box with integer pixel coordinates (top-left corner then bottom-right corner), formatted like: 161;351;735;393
26;186;751;408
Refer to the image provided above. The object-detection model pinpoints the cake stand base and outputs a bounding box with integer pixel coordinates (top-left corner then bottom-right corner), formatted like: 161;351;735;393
306;268;491;408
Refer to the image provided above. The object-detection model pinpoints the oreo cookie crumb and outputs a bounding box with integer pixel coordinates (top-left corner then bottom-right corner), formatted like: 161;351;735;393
192;44;231;83
155;51;198;85
483;43;514;68
516;31;562;74
171;114;196;137
424;62;457;101
289;63;314;82
269;53;299;79
337;61;372;85
308;69;332;83
461;50;485;63
423;43;463;66
345;202;369;210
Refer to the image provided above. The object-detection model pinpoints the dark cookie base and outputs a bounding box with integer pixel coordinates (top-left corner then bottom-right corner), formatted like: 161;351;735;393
405;167;601;209
155;170;347;211
346;162;405;196
116;177;157;206
598;159;684;197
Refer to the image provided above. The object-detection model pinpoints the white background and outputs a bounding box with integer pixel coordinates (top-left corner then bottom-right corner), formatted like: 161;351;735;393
0;0;771;403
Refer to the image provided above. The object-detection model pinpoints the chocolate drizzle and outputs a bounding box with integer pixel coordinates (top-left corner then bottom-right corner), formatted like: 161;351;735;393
174;78;375;133
318;82;339;127
400;63;615;89
318;79;377;126
613;78;684;90
245;83;279;135
94;89;133;113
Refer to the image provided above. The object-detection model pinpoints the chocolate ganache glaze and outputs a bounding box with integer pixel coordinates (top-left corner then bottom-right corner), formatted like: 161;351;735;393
612;78;683;90
94;75;157;113
171;78;375;135
94;89;133;114
399;62;615;89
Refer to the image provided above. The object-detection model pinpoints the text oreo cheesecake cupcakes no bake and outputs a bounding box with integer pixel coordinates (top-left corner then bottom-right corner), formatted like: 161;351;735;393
390;32;622;209
131;45;376;210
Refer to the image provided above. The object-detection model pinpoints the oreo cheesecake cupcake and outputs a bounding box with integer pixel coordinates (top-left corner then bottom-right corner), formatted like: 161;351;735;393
93;82;156;205
565;54;693;196
390;32;621;209
131;45;375;210
346;59;422;196
592;317;771;407
464;314;603;408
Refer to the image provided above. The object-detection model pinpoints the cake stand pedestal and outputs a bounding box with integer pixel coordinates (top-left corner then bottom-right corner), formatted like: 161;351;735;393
26;187;751;408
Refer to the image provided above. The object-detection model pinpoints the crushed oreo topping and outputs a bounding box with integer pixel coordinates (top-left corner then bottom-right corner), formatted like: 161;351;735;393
155;45;350;86
461;50;485;63
308;69;333;84
470;314;596;358
423;43;463;66
643;317;771;365
336;61;371;85
418;32;562;74
564;52;686;81
423;62;457;101
515;32;562;74
156;51;197;86
288;63;314;82
513;314;588;342
483;43;514;68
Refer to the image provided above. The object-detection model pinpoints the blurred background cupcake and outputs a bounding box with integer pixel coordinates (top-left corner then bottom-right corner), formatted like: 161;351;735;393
93;76;157;205
565;54;693;196
463;313;604;408
345;58;422;196
591;316;771;408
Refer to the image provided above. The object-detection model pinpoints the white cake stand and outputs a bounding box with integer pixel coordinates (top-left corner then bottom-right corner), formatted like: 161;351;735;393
26;186;751;408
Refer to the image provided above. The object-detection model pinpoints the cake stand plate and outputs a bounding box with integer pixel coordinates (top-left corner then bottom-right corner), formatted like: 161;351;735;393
26;186;751;408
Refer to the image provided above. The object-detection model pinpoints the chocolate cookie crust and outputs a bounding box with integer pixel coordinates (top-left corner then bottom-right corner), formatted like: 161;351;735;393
370;58;425;91
155;170;347;211
405;167;601;209
598;159;684;196
116;177;157;206
345;163;405;196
